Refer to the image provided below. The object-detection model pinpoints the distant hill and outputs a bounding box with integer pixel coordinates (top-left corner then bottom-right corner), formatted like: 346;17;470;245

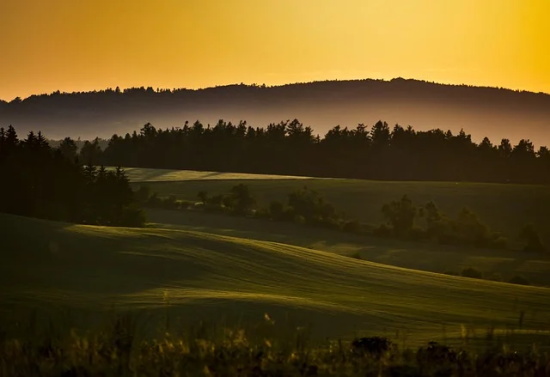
1;78;549;146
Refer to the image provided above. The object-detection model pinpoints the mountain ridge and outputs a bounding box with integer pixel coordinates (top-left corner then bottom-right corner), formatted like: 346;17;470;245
1;78;549;146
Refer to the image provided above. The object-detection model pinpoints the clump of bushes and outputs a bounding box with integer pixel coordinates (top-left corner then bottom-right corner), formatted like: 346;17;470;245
351;336;394;358
376;196;508;250
193;185;349;230
286;187;339;228
508;275;530;286
135;185;194;211
193;184;256;215
449;268;530;286
141;184;543;256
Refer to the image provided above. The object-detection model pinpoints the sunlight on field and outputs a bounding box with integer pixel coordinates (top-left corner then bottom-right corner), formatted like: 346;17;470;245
117;167;313;182
2;212;550;344
144;208;550;287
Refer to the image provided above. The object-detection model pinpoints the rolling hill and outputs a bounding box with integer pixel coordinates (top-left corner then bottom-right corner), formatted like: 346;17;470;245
2;78;550;146
1;212;550;345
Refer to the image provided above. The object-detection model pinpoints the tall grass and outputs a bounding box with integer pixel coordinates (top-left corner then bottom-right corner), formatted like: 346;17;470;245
2;313;550;377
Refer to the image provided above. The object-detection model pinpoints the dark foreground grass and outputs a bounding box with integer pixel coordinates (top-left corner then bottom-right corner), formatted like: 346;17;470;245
2;314;550;377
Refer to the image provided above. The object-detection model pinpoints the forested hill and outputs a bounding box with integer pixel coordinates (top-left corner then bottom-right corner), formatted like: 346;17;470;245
1;78;549;145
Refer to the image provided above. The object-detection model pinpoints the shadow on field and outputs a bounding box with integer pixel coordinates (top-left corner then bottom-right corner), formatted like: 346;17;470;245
145;208;550;286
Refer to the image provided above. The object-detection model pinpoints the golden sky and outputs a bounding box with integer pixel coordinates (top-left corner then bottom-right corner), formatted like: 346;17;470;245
1;0;549;100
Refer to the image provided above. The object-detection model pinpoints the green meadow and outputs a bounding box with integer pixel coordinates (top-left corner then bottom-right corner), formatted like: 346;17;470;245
120;167;550;286
2;211;550;348
3;166;550;377
121;167;311;182
145;209;550;288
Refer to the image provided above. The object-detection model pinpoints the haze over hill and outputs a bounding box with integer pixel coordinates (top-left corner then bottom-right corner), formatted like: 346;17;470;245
1;78;549;146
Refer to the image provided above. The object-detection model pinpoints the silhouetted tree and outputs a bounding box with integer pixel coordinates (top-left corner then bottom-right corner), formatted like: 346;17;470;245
58;137;78;162
80;138;103;165
228;184;256;215
381;195;416;237
96;120;550;184
0;126;143;226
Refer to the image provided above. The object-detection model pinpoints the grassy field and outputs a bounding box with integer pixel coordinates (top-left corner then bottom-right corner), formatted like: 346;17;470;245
2;212;550;348
118;167;311;182
145;209;550;287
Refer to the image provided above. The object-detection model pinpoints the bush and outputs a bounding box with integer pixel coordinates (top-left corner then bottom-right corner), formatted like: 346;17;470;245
229;184;256;215
135;185;152;204
197;190;208;204
351;337;393;358
519;224;546;253
268;200;286;220
381;195;417;237
486;273;503;282
453;208;489;247
461;267;483;279
287;187;336;224
119;206;146;227
443;271;458;276
508;275;530;286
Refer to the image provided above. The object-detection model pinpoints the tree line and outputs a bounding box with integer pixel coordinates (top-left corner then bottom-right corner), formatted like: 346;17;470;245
81;119;550;183
0;126;144;226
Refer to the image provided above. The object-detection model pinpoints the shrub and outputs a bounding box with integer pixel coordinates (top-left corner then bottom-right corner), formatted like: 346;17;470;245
416;341;458;376
381;195;417;237
443;271;458;276
287;187;336;224
351;337;393;358
453;208;489;247
423;201;450;240
119;206;146;227
135;185;152;204
197;190;208;203
487;273;503;282
349;252;362;260
519;224;546;253
508;275;530;286
229;184;256;215
461;267;483;279
268;200;286;220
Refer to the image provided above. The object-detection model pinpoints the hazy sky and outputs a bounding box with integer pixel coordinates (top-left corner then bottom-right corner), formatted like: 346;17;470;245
1;0;548;100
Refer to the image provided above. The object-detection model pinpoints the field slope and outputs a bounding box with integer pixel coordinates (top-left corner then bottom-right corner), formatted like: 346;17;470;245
1;212;550;345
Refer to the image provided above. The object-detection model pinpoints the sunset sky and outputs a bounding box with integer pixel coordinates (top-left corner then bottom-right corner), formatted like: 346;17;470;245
1;0;549;101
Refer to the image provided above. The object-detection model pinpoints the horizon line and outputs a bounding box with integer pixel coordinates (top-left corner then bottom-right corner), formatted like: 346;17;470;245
2;77;549;103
